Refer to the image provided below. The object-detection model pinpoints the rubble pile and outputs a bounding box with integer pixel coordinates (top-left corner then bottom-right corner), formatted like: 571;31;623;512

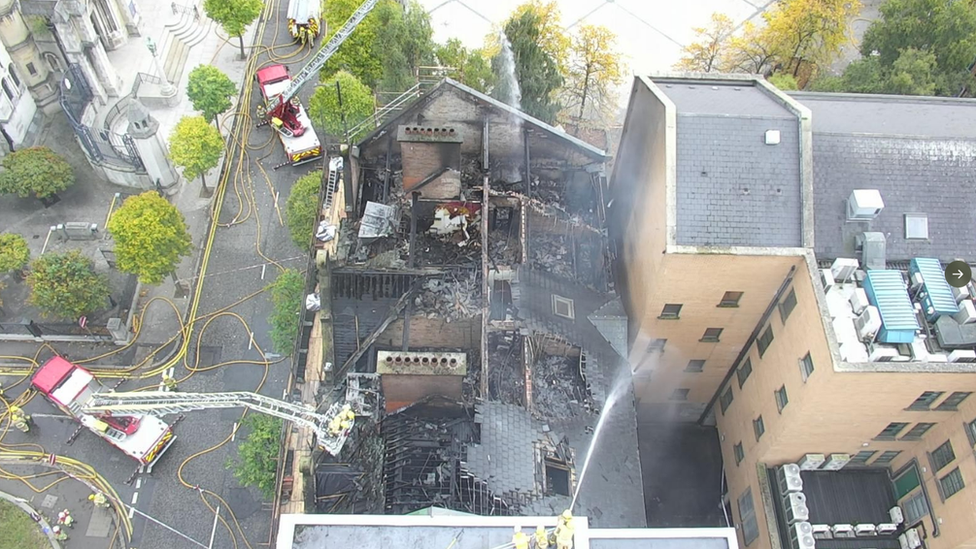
532;354;590;420
417;231;482;266
488;333;525;406
413;274;482;321
530;233;574;279
488;233;520;265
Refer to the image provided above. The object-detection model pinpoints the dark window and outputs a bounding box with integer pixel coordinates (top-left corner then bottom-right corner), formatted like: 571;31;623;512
701;327;723;342
779;288;797;323
908;391;945;411
876;422;909;440
938;468;965;500
9;66;20;88
719;291;743;307
736;359;752;388
659;303;682;319
936;392;972;411
799;353;814;382
850;450;877;464
670;388;689;401
720;386;734;414
685;359;705;373
753;416;765;441
545;459;571;496
903;490;929;524
738;488;759;545
775;385;789;412
1;78;12;100
901;422;936;440
931;440;955;471
873;450;901;465
734;442;744;465
26;62;36;76
757;326;774;357
968;418;976;446
647;338;667;352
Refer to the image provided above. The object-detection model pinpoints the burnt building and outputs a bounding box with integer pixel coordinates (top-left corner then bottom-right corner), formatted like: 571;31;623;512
316;79;645;527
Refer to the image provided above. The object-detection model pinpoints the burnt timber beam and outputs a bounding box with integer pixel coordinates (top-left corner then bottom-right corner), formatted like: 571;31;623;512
335;282;421;380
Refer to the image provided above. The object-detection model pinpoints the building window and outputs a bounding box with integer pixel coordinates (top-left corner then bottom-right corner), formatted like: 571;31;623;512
901;422;936;440
903;490;929;525
938;468;965;500
685;359;705;373
9;66;20;88
701;327;723;342
779;288;797;323
876;422;909;440
720;386;734;414
647;338;667;352
757;326;774;357
850;450;877;465
732;361;751;389
935;391;972;411
907;391;945;411
931;440;955;472
719;291;743;307
44;52;61;72
738;488;759;545
799;352;814;382
551;294;575;320
670;388;689;401
26;62;37;77
753;416;765;441
734;442;744;465
659;303;682;319
967;418;976;446
874;450;901;465
1;78;12;101
775;385;789;412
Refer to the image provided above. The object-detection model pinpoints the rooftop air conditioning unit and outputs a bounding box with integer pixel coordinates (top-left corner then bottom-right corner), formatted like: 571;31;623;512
953;300;976;324
822;454;851;471
869;346;901;362
790;522;815;549
855;306;882;342
952;284;971;303
786;493;810;524
822;269;835;293
850;288;870;315
877;523;898;535
906;528;922;549
948;350;976;363
798;453;826;470
848;189;885;221
889;507;904;525
832;258;860;283
857;232;887;271
811;525;832;540
832;524;855;539
777;464;803;494
855;524;878;537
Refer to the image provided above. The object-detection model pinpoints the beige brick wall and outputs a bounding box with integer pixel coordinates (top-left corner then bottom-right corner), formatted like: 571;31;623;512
378;316;480;350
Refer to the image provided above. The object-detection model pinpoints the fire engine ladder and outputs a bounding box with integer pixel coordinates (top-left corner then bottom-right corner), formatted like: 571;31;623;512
324;156;342;210
81;392;353;455
266;0;379;114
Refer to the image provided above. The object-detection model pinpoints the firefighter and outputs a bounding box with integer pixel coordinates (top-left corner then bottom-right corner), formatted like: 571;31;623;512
89;492;110;509
53;525;68;541
161;374;177;391
534;525;549;549
9;405;31;433
58;508;74;528
553;510;574;549
512;526;529;549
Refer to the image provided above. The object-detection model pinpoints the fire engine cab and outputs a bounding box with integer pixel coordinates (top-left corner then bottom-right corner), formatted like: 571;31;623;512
255;65;322;166
32;357;175;466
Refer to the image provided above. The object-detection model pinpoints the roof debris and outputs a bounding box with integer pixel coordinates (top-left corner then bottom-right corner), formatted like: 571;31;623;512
413;272;482;322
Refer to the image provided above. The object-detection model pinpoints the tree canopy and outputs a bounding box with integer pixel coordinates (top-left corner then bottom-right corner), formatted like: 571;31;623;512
228;414;283;498
27;250;109;320
493;6;565;123
762;0;860;78
186;65;237;124
285;170;321;248
309;71;374;138
0;233;30;272
506;0;570;74
0;147;74;200
675;13;735;72
434;39;495;93
563;24;623;122
107;192;192;285
203;0;264;58
268;269;305;355
169;116;224;188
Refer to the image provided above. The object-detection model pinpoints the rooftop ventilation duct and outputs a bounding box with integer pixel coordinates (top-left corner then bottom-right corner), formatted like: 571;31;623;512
847;189;884;221
857;232;886;271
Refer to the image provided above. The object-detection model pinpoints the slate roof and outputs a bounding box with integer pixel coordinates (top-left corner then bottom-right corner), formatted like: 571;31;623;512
792;93;976;262
656;80;797;117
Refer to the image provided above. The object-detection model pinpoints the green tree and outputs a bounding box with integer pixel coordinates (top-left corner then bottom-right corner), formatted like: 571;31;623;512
768;72;800;90
493;7;565;123
186;65;237;124
203;0;264;59
268;269;304;355
504;0;571;74
170;116;224;190
675;13;735;72
227;414;283;499
308;71;374;138
434;39;495;93
0;147;74;200
762;0;861;78
285;171;321;248
814;48;947;96
564;24;623;121
0;233;30;273
27;250;109;320
107;192;192;285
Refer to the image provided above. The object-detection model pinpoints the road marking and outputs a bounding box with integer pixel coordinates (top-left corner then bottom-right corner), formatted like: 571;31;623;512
231;422;238;442
131;492;139;505
248;331;254;350
261;264;266;280
136;478;142;489
146;462;154;474
138;465;145;474
128;507;135;519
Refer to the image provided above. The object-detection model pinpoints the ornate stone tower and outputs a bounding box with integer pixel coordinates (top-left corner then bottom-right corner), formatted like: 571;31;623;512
126;99;179;194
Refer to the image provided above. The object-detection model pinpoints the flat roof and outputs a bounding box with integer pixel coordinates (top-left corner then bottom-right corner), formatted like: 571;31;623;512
653;79;796;118
789;92;976;138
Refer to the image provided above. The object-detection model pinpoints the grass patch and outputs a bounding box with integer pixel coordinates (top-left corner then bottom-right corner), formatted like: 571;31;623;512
0;500;49;549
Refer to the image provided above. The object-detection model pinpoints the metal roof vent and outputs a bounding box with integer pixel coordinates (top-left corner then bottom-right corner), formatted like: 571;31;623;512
847;189;885;221
857;232;887;271
905;213;928;240
765;130;781;145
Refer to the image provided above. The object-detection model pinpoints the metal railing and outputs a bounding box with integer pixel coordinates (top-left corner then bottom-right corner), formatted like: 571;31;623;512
346;83;421;141
131;72;163;100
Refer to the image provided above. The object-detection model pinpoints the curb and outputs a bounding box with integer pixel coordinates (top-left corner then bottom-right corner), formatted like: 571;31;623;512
0;490;63;549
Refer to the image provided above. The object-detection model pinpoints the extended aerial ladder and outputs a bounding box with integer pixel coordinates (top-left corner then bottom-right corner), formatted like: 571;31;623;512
82;391;356;456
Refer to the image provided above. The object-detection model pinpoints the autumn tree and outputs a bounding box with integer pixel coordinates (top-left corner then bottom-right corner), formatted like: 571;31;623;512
0;233;30;274
435;39;495;93
723;21;777;74
0;147;74;200
169;116;224;190
107;192;192;285
228;414;283;498
564;24;623;122
762;0;861;79
285;170;321;248
27;250;109;320
768;73;800;90
186;65;237;125
493;7;565;123
203;0;264;59
506;0;571;74
675;13;735;72
308;71;374;138
268;269;304;355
